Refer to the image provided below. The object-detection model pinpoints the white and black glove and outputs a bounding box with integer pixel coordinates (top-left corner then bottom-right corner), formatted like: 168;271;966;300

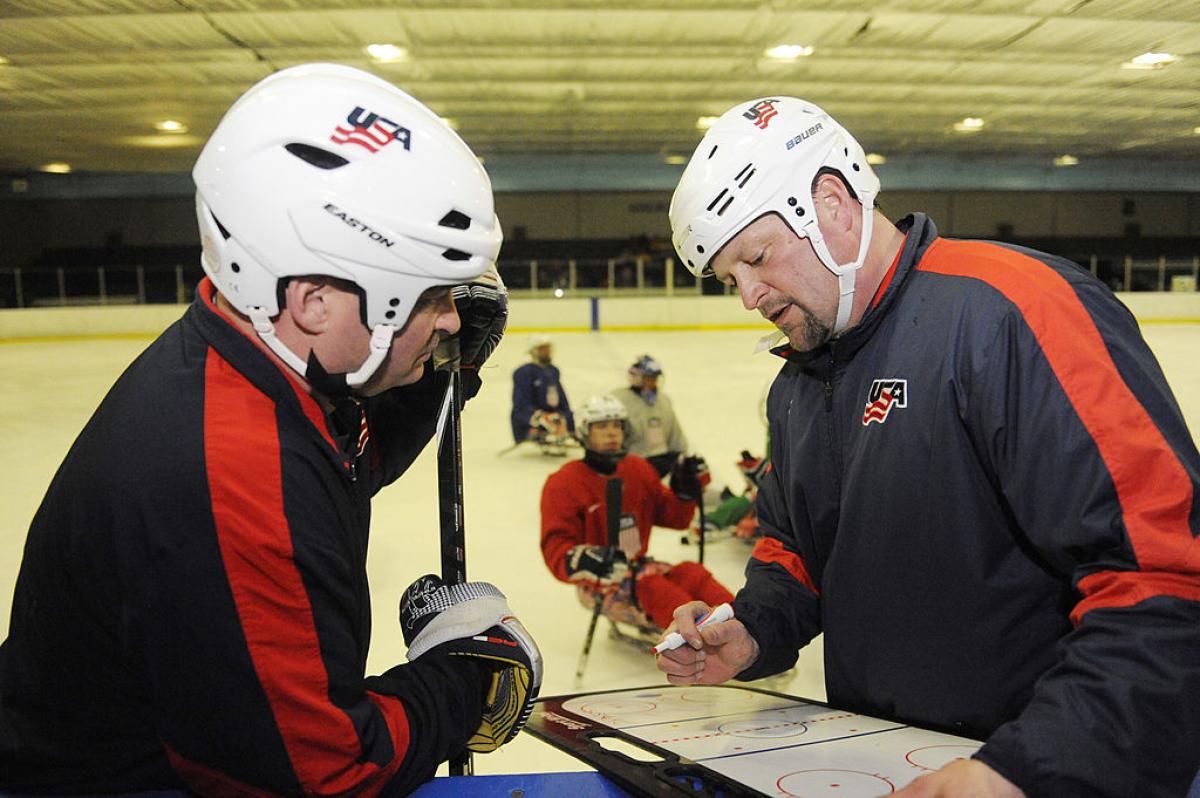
434;268;507;399
565;544;629;586
400;574;542;753
670;454;710;501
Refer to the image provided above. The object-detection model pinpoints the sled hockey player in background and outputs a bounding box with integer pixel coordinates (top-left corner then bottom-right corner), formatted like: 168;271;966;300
540;394;734;631
657;96;1200;798
613;354;690;476
510;333;575;449
0;64;540;796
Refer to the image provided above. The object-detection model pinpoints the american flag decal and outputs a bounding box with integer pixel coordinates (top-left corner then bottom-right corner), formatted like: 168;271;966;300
863;378;907;425
330;106;413;153
331;121;395;153
743;99;781;129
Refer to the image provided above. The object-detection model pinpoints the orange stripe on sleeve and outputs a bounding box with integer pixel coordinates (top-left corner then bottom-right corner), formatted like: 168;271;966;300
919;240;1199;620
203;348;402;795
752;537;820;596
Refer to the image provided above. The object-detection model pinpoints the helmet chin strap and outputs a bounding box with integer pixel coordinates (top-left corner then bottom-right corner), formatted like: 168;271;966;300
248;308;396;395
807;200;876;337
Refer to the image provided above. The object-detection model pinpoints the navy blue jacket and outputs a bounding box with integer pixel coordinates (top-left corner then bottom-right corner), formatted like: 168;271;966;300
0;279;485;796
733;215;1200;797
510;361;574;443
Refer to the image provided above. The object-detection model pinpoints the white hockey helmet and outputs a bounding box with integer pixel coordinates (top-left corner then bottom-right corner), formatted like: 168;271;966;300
528;333;553;354
193;62;502;387
669;97;880;334
577;394;630;440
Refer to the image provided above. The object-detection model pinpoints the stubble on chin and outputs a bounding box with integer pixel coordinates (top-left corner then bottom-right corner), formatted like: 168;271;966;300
783;304;833;352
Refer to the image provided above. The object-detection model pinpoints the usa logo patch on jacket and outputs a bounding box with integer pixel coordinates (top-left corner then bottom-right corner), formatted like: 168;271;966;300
863;379;907;425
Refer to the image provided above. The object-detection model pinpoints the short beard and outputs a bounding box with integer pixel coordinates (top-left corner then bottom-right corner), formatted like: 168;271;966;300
786;303;833;351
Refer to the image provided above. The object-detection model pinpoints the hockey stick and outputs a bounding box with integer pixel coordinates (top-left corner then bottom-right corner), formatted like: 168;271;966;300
576;477;623;679
697;474;706;566
435;349;471;776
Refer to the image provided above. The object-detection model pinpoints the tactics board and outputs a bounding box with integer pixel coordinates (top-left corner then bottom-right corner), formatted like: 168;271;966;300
526;685;983;797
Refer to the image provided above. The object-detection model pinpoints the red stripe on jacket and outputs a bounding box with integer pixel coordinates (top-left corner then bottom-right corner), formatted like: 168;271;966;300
201;348;408;795
752;537;820;596
919;239;1200;623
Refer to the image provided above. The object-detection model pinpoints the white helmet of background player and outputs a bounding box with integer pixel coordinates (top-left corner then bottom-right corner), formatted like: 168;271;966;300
669;97;880;335
577;394;630;453
193;62;502;388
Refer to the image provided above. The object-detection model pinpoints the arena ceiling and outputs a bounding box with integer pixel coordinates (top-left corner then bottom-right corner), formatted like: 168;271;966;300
1;0;1198;174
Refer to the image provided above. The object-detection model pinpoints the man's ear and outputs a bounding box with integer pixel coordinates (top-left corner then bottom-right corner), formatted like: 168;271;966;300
813;173;853;233
281;277;332;335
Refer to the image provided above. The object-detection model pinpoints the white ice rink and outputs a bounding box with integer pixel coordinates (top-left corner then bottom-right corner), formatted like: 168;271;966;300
2;320;1199;776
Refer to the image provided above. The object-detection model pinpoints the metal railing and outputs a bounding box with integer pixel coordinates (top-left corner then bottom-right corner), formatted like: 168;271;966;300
2;254;1197;309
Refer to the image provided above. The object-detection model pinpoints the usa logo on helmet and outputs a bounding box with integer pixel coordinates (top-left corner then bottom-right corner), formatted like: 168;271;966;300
743;99;781;130
863;378;907;425
330;106;413;153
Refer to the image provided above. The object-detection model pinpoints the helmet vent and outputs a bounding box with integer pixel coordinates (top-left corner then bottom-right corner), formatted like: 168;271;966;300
734;163;752;181
209;210;232;240
716;196;735;217
737;167;756;189
284;143;350;170
442;249;471;261
708;144;719;159
439;210;472;230
706;188;729;212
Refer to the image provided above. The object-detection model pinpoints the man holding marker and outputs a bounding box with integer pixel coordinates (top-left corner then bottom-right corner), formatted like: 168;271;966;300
655;96;1200;798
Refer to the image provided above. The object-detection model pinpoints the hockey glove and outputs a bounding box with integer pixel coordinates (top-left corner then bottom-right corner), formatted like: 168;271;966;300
565;545;629;586
670;454;710;501
452;267;508;371
399;574;542;753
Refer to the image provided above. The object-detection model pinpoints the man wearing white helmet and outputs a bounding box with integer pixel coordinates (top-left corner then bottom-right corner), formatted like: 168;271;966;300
540;395;732;630
510;333;575;445
656;97;1200;797
0;64;541;795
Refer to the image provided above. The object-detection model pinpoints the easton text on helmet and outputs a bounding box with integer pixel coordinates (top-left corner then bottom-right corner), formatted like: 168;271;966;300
323;203;395;248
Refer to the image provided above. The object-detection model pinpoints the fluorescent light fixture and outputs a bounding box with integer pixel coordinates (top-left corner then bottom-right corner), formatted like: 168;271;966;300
155;120;188;134
764;44;814;60
1053;154;1079;167
697;116;720;131
953;117;985;132
0;56;9;66
124;134;202;149
866;152;886;165
365;43;408;63
40;162;72;174
1122;51;1178;70
664;154;687;165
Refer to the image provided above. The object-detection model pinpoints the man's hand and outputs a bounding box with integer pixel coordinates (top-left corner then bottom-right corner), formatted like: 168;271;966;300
565;545;629;586
669;455;710;501
654;600;760;685
893;758;1025;797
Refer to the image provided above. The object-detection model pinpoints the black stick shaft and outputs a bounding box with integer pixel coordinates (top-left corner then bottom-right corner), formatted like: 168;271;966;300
437;369;471;775
698;487;706;565
576;477;623;678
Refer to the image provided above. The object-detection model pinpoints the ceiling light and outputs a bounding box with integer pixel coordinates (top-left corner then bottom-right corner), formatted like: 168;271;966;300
40;162;72;174
124;134;203;149
697;116;720;131
1053;154;1079;167
365;43;408;63
1194;126;1200;135
953;117;985;133
866;153;886;166
0;56;9;66
1122;51;1178;70
154;120;188;134
664;154;687;165
764;44;814;60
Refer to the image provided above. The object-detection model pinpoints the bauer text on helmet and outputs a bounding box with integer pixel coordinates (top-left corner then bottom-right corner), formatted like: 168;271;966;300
668;97;880;335
193;63;502;388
